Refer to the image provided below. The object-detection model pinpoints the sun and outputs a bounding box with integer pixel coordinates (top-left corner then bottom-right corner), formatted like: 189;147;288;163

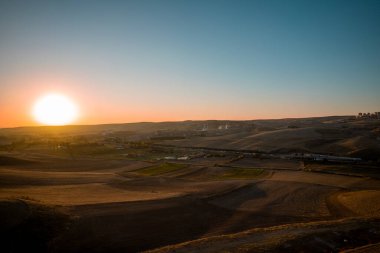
32;94;78;125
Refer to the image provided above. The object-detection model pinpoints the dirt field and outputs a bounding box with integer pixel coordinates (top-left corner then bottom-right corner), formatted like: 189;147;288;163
1;150;380;253
1;117;380;252
146;217;380;253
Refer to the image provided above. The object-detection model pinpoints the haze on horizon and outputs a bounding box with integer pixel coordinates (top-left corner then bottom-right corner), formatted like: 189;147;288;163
0;0;379;128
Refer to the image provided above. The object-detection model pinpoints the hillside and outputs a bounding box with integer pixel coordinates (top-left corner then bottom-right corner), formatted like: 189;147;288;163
1;116;379;159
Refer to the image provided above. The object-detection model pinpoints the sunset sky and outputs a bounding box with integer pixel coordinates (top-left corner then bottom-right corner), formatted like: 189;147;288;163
1;0;379;127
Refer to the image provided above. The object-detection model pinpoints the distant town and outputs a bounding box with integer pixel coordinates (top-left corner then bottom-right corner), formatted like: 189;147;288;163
357;112;380;119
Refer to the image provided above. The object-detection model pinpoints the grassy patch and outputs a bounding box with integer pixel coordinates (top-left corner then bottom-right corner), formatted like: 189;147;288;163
137;163;187;176
216;167;264;179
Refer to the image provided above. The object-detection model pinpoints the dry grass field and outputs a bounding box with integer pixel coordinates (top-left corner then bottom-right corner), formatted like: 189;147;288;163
1;117;380;252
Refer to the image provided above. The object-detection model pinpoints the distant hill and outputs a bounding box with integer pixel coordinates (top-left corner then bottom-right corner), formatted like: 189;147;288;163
1;116;379;158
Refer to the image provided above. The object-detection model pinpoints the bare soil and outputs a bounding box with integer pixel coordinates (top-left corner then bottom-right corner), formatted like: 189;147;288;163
1;134;380;253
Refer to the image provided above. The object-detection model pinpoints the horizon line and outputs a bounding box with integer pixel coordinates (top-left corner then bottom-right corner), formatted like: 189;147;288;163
0;114;358;130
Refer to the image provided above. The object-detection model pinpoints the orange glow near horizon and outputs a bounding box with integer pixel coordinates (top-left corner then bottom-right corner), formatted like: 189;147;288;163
0;74;368;128
32;93;79;126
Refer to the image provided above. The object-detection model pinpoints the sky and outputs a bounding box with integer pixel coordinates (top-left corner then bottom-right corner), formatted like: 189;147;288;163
0;0;379;127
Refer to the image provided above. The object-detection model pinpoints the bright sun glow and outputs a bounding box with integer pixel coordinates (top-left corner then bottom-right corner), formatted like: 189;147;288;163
33;94;78;125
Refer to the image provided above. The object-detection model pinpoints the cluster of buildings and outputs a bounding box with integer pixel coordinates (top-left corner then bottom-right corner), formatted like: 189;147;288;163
160;156;190;161
290;153;361;162
357;112;380;119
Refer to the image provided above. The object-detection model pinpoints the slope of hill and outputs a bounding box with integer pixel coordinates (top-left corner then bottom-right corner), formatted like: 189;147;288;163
1;116;379;158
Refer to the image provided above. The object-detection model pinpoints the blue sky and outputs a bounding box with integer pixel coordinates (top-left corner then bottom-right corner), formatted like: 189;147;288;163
0;0;379;126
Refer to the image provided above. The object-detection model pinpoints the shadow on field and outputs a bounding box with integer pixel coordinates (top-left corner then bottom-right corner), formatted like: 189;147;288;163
0;200;69;253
